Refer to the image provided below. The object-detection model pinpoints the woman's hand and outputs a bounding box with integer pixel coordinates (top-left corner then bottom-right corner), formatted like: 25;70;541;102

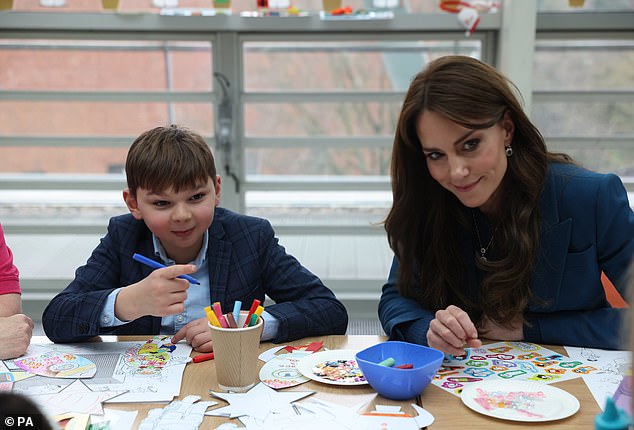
427;305;482;356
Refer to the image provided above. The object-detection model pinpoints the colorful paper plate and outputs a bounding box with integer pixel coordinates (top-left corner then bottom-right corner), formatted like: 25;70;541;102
259;354;310;389
297;349;367;386
14;350;96;378
461;380;580;422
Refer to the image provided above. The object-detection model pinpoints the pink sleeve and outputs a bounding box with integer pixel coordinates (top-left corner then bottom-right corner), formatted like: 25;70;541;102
0;224;20;295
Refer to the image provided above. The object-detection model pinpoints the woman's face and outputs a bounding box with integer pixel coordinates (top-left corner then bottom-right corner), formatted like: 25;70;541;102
417;110;514;216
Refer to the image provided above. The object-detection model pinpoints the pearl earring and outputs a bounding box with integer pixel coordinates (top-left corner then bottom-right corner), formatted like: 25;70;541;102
505;146;513;157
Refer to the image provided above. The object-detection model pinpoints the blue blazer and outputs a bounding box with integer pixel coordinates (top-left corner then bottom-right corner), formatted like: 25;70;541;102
43;207;348;343
379;163;634;350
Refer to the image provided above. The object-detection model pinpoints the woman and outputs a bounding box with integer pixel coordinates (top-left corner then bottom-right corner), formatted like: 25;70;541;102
379;55;634;355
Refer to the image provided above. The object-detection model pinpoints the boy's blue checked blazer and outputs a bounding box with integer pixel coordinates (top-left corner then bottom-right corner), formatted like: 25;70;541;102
43;207;348;343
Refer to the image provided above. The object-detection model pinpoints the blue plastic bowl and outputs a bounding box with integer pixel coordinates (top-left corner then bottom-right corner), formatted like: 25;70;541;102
356;341;444;400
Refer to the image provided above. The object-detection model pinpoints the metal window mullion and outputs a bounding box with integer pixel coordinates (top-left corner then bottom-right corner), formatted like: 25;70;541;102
1;90;214;103
545;137;634;150
244;179;390;192
0;136;214;148
533;91;634;103
244;136;391;149
0;174;125;190
243;91;405;103
0;12;501;33
536;13;634;32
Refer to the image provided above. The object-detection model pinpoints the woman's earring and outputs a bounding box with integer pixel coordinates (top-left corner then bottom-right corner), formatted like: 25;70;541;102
505;146;513;157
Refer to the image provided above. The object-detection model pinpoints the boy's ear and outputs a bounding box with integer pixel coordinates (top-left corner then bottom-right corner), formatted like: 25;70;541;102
214;175;222;207
123;188;143;220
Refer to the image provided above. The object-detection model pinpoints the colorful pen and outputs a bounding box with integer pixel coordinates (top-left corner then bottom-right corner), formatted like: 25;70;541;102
232;300;242;320
243;299;261;327
248;305;264;327
132;253;200;285
226;312;238;328
193;352;215;363
212;302;229;328
204;306;221;327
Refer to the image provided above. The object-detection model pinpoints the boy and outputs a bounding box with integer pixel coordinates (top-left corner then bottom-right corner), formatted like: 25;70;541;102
42;125;348;351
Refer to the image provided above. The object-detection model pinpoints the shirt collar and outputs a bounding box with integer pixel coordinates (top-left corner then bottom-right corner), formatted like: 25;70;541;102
152;231;208;267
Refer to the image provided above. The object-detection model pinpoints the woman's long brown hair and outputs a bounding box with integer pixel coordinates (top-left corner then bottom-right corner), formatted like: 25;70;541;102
384;55;572;326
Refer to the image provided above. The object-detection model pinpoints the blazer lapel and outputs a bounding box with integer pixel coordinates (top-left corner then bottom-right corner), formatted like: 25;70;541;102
530;171;572;310
207;219;231;305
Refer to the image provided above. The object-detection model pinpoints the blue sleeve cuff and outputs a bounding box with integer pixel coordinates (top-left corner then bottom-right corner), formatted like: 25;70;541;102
260;310;279;342
99;288;129;328
390;318;431;346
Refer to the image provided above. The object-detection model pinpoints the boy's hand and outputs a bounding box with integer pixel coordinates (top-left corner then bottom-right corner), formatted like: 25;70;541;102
115;264;196;321
427;305;482;356
172;317;213;352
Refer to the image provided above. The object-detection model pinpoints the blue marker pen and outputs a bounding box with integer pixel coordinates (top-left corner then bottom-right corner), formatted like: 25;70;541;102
132;253;200;285
232;300;242;320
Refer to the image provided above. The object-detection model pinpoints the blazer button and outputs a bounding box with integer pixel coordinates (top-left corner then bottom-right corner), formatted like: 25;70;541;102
79;323;89;334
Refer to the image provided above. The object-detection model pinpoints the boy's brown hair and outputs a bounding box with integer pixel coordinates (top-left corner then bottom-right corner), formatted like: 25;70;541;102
125;125;217;196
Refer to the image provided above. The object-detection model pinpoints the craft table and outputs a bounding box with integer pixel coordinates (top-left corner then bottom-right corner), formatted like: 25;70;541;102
93;335;603;429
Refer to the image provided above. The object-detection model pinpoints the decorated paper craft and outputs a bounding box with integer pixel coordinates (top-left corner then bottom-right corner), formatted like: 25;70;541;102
297;350;367;385
259;342;324;363
433;341;598;397
259;352;311;389
122;335;179;375
139;395;216;430
564;346;631;411
0;361;35;392
206;382;314;422
461;380;580;422
9;336;191;404
14;350;96;378
54;412;90;430
30;379;127;416
91;408;138;430
283;342;324;353
244;399;434;430
0;372;14;391
312;358;365;383
258;342;324;389
357;404;435;429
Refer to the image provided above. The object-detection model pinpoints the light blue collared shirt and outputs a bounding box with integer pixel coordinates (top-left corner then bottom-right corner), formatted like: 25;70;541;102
99;230;278;340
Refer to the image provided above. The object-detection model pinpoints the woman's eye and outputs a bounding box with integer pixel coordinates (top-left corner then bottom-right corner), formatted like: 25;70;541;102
463;138;480;151
425;152;443;161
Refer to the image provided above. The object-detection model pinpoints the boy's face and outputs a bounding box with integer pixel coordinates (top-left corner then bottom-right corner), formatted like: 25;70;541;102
124;176;221;264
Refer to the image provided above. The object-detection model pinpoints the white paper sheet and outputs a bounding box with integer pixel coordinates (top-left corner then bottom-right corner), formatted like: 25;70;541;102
5;336;192;404
564;346;631;410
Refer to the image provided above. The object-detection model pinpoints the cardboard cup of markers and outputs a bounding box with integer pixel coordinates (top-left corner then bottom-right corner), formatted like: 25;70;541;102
208;310;263;392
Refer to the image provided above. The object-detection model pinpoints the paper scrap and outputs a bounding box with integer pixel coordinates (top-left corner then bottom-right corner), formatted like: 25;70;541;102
139;395;216;430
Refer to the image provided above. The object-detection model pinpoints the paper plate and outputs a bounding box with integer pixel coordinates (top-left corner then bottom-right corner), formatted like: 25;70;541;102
14;350;96;378
461;380;580;422
259;354;309;389
297;349;367;386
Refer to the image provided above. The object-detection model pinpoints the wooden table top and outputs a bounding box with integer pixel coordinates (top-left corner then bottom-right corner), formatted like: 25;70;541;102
91;335;603;429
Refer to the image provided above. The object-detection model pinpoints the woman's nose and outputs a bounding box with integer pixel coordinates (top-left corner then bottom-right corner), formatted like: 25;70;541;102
448;156;469;179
